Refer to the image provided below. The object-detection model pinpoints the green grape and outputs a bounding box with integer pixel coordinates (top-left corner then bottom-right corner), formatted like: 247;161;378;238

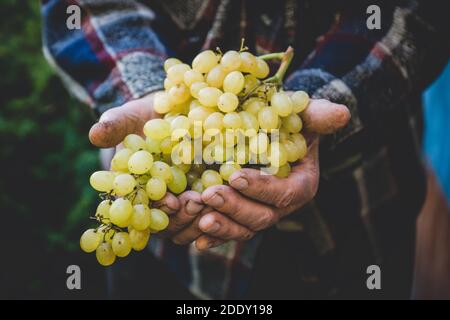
172;140;194;165
192;50;218;73
201;169;223;188
191;179;205;193
150;161;173;183
282;139;301;162
190;81;208;99
223;112;242;129
189;99;203;111
96;200;111;220
149;208;169;231
186;170;200;185
234;144;250;165
289;133;307;160
164;77;175;90
239;111;259;133
220;50;241;72
145;137;162;154
291;91;310;113
172;99;190;114
213;144;233;163
145;176;167;201
131;204;151;231
112;232;132;257
176;163;191;173
96;242;116;266
281;113;302;133
253;58;270;78
184;69;204;87
239;52;257;73
132;188;150;206
159;137;174;155
153;91;174;114
243;74;259;94
204;112;224;132
168;83;190;105
275;163;291;178
123;134;146;152
206;65;226;88
97;225;115;243
167;166;187;194
144;119;171;140
167;63;191;84
129;228;150;251
271;92;293;117
109;198;133;227
164;57;182;72
80;229;102;253
258;107;279;130
188;106;213;125
198;87;223;107
128;150;153;174
223;71;245;94
269;142;288;167
279;129;290;141
90;171;114;192
113;173;136;196
219;162;241;181
249;132;269;154
171;115;191;132
242;97;265;115
218;92;239;113
111;148;133;172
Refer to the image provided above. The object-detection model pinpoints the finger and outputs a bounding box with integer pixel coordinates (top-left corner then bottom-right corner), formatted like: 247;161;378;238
153;192;180;215
171;214;204;245
201;185;278;231
228;137;320;208
301;99;350;134
195;235;226;251
166;191;204;234
198;211;255;241
89;94;159;148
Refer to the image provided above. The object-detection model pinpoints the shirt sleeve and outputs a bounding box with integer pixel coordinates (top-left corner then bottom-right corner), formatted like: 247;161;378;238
284;0;449;148
41;0;168;115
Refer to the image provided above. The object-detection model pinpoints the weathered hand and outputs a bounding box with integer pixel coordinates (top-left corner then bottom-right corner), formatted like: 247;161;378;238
191;98;350;250
89;93;205;238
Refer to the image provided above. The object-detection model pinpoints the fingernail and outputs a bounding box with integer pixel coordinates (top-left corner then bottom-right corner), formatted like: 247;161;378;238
199;215;220;233
207;222;220;233
230;176;248;190
205;193;224;207
186;200;204;215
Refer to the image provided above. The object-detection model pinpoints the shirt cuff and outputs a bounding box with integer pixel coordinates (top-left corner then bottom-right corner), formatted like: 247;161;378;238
94;52;166;115
284;68;363;148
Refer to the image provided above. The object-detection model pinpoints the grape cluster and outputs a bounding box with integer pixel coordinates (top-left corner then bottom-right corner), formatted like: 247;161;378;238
81;45;310;266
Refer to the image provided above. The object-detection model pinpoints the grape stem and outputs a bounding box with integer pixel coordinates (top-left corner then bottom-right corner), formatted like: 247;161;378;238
262;46;294;85
240;47;295;103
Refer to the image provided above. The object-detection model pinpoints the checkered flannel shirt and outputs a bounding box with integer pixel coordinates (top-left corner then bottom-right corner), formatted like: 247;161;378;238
42;0;449;299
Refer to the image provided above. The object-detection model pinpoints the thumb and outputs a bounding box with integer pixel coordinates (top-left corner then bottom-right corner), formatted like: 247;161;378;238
89;93;159;148
301;99;351;135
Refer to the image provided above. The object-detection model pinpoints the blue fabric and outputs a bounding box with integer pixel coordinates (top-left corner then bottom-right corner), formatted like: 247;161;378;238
423;60;450;203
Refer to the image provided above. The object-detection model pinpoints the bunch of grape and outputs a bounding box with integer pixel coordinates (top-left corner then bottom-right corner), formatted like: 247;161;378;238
81;44;310;266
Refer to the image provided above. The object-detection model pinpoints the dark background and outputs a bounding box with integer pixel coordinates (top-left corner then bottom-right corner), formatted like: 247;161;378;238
0;1;106;299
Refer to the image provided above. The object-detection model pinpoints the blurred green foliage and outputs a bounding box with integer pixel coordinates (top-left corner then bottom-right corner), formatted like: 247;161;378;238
0;1;105;298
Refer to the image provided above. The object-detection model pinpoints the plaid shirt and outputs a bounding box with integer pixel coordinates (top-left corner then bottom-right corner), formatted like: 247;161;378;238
42;0;449;299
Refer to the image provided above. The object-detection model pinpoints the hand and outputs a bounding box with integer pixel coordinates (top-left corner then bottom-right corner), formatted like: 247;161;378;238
190;98;350;250
89;93;205;237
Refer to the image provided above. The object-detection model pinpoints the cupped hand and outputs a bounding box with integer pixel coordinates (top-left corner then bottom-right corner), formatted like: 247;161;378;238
89;93;206;238
190;98;350;250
